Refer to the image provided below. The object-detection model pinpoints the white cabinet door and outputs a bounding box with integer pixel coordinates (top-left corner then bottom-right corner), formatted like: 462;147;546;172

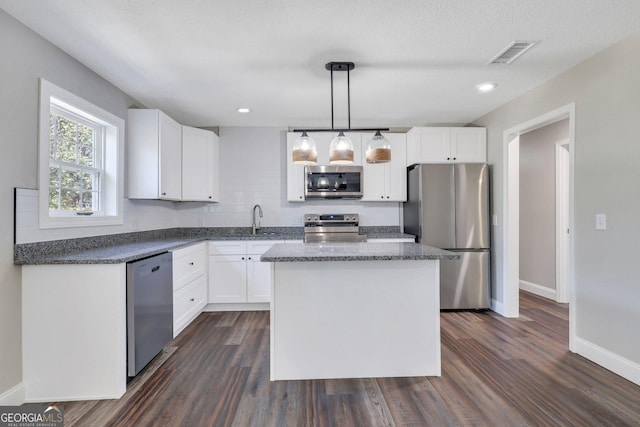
247;256;271;302
158;111;182;200
361;133;407;202
385;133;407;201
450;127;487;163
286;132;307;202
173;274;207;337
208;255;247;303
128;109;182;200
182;126;218;202
407;127;450;164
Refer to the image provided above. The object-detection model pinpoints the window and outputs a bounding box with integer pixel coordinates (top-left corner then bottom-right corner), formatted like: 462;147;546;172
39;79;124;228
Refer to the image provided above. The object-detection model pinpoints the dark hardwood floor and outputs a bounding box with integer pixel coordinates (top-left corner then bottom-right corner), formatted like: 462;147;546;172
56;291;640;426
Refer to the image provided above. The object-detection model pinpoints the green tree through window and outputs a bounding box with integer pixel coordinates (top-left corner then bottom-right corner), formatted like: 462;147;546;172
48;107;103;213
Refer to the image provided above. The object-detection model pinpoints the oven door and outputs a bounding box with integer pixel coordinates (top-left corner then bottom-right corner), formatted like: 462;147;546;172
304;165;363;199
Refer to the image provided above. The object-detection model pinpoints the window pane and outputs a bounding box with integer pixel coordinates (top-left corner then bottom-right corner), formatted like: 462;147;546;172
61;169;81;189
49;166;60;186
49;114;56;159
56;116;76;141
49;187;60;211
60;189;80;211
57;138;77;162
81;171;96;190
80;192;94;211
78;123;93;144
78;142;93;166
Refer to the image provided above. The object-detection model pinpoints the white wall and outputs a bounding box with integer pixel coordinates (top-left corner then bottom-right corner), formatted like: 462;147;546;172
473;30;640;373
519;119;569;291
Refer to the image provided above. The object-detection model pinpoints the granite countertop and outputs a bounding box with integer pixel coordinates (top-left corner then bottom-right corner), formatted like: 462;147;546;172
15;227;415;265
260;242;458;262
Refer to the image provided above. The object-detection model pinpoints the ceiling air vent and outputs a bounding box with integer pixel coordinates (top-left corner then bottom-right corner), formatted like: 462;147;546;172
487;41;536;65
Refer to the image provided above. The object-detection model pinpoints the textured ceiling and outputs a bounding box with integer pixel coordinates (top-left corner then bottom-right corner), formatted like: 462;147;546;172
2;0;640;128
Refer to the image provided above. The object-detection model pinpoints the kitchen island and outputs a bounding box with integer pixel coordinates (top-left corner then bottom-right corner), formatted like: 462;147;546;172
261;242;457;381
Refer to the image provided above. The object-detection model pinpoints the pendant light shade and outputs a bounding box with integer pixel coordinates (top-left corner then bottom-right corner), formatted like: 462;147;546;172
329;131;354;164
366;130;391;164
292;131;318;165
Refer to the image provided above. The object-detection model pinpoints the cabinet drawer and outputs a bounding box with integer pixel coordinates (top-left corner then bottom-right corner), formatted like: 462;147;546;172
208;241;247;255
247;240;284;255
172;242;207;290
173;275;207;337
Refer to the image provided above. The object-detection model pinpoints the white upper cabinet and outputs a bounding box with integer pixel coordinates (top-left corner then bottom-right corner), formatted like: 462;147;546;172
128;109;219;202
361;133;407;202
128;109;182;200
407;127;486;165
181;126;219;202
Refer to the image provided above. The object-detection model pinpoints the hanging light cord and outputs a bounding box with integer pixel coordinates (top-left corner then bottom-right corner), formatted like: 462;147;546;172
347;66;351;130
330;67;334;131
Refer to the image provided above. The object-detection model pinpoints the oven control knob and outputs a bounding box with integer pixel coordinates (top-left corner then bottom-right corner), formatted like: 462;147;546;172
314;216;319;221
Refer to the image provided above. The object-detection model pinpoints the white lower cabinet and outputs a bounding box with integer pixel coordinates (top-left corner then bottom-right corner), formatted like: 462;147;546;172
208;240;283;305
172;242;208;337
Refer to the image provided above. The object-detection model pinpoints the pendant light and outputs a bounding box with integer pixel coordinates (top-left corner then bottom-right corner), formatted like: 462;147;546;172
329;131;354;164
365;130;391;164
292;131;318;165
291;61;391;164
327;62;355;164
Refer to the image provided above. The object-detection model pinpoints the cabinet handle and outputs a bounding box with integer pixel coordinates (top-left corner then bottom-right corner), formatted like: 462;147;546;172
248;257;252;260
190;298;195;302
241;257;245;260
453;157;456;160
386;196;390;199
299;196;303;199
446;157;450;160
208;196;212;199
381;196;384;199
162;192;167;196
189;262;194;266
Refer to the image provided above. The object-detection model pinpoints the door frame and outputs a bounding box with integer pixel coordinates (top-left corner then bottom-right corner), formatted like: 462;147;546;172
555;139;570;303
502;103;576;350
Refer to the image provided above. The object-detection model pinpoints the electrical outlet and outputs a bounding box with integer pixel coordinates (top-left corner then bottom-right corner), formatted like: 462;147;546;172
197;216;204;227
132;219;139;231
595;214;606;230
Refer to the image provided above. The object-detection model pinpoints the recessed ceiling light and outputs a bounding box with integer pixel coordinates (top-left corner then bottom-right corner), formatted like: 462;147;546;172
237;107;251;113
476;82;497;93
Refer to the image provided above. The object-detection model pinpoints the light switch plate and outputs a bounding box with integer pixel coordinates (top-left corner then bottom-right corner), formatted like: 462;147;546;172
595;213;606;230
492;214;498;227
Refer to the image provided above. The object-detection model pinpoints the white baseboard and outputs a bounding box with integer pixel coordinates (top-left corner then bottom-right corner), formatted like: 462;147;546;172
204;302;269;312
0;383;25;405
491;298;505;316
574;337;640;387
519;279;557;301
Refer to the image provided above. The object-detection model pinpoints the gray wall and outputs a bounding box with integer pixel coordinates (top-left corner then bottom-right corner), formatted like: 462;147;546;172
519;119;569;290
474;31;640;365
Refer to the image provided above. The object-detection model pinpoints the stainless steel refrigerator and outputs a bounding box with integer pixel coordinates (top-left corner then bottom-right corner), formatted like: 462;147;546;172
404;163;490;309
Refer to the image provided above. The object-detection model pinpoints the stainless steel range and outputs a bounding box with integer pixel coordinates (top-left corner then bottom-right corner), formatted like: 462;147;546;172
303;213;367;243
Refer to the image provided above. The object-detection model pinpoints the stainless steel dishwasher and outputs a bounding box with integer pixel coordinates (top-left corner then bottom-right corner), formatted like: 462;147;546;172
126;252;173;377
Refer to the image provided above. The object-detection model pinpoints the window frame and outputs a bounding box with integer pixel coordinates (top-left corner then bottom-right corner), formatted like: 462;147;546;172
38;79;124;229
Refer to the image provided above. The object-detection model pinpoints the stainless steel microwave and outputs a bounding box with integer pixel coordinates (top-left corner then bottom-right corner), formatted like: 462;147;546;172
304;165;363;199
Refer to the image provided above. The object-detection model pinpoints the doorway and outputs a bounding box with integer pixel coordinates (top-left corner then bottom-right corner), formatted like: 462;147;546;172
502;103;576;351
518;122;570;303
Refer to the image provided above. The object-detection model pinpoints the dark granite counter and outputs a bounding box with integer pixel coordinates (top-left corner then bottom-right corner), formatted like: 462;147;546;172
15;227;414;265
261;242;457;262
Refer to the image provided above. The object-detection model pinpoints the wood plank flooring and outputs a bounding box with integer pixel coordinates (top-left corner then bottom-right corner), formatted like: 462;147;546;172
54;291;640;426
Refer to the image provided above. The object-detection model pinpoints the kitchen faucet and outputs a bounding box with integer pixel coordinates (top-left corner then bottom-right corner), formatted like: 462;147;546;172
252;204;263;235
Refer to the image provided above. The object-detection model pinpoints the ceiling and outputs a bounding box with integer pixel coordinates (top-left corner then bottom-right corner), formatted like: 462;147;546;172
3;0;640;128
